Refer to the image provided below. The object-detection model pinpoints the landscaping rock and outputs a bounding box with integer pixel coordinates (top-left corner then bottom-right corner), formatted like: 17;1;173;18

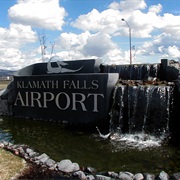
86;175;95;180
108;171;119;178
119;171;134;180
57;159;80;173
95;174;111;180
44;158;56;167
171;172;180;180
157;171;169;180
0;140;180;180
73;170;86;180
143;173;155;180
134;173;144;180
85;166;97;174
17;146;26;157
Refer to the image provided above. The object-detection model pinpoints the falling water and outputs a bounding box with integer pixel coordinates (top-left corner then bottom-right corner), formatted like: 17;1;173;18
142;86;152;133
166;86;172;131
109;82;174;148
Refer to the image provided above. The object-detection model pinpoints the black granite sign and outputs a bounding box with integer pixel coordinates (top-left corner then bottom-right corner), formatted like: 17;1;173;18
15;59;101;76
13;73;119;125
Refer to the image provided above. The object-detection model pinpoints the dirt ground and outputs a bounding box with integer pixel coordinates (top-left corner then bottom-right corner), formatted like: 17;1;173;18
0;80;10;90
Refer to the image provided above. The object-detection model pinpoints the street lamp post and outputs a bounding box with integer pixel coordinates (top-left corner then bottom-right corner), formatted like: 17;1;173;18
122;18;132;64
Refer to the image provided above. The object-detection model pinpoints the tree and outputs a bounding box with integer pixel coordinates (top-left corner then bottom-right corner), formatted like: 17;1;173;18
38;31;47;62
38;31;56;62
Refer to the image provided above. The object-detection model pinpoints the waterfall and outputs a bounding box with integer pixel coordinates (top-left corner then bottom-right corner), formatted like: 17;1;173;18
142;86;152;133
110;82;174;136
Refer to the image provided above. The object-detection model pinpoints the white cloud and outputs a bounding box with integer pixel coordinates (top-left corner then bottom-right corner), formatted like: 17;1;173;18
71;9;121;35
8;0;67;30
0;48;21;60
1;0;180;70
0;48;23;70
102;49;126;65
0;23;37;48
52;31;124;64
82;33;117;57
0;23;40;70
70;2;161;38
55;50;86;61
161;13;180;38
51;31;97;61
122;10;155;38
0;46;42;70
57;31;90;51
109;0;147;11
167;46;180;59
71;0;180;43
139;33;180;60
148;4;162;14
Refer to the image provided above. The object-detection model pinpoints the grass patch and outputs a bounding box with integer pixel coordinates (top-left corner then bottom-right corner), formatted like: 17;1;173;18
0;148;26;180
0;148;71;179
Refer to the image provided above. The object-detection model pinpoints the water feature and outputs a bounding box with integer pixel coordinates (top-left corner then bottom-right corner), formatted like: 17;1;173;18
110;81;174;135
0;116;180;174
108;80;175;152
0;80;179;175
0;59;180;175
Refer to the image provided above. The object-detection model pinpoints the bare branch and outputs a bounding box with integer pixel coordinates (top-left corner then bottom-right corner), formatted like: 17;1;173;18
38;30;47;62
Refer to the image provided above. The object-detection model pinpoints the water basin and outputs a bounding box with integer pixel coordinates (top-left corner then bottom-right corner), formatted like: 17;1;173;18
0;117;179;174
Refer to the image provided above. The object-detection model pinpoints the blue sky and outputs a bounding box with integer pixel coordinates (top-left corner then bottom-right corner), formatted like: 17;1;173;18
0;0;180;70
